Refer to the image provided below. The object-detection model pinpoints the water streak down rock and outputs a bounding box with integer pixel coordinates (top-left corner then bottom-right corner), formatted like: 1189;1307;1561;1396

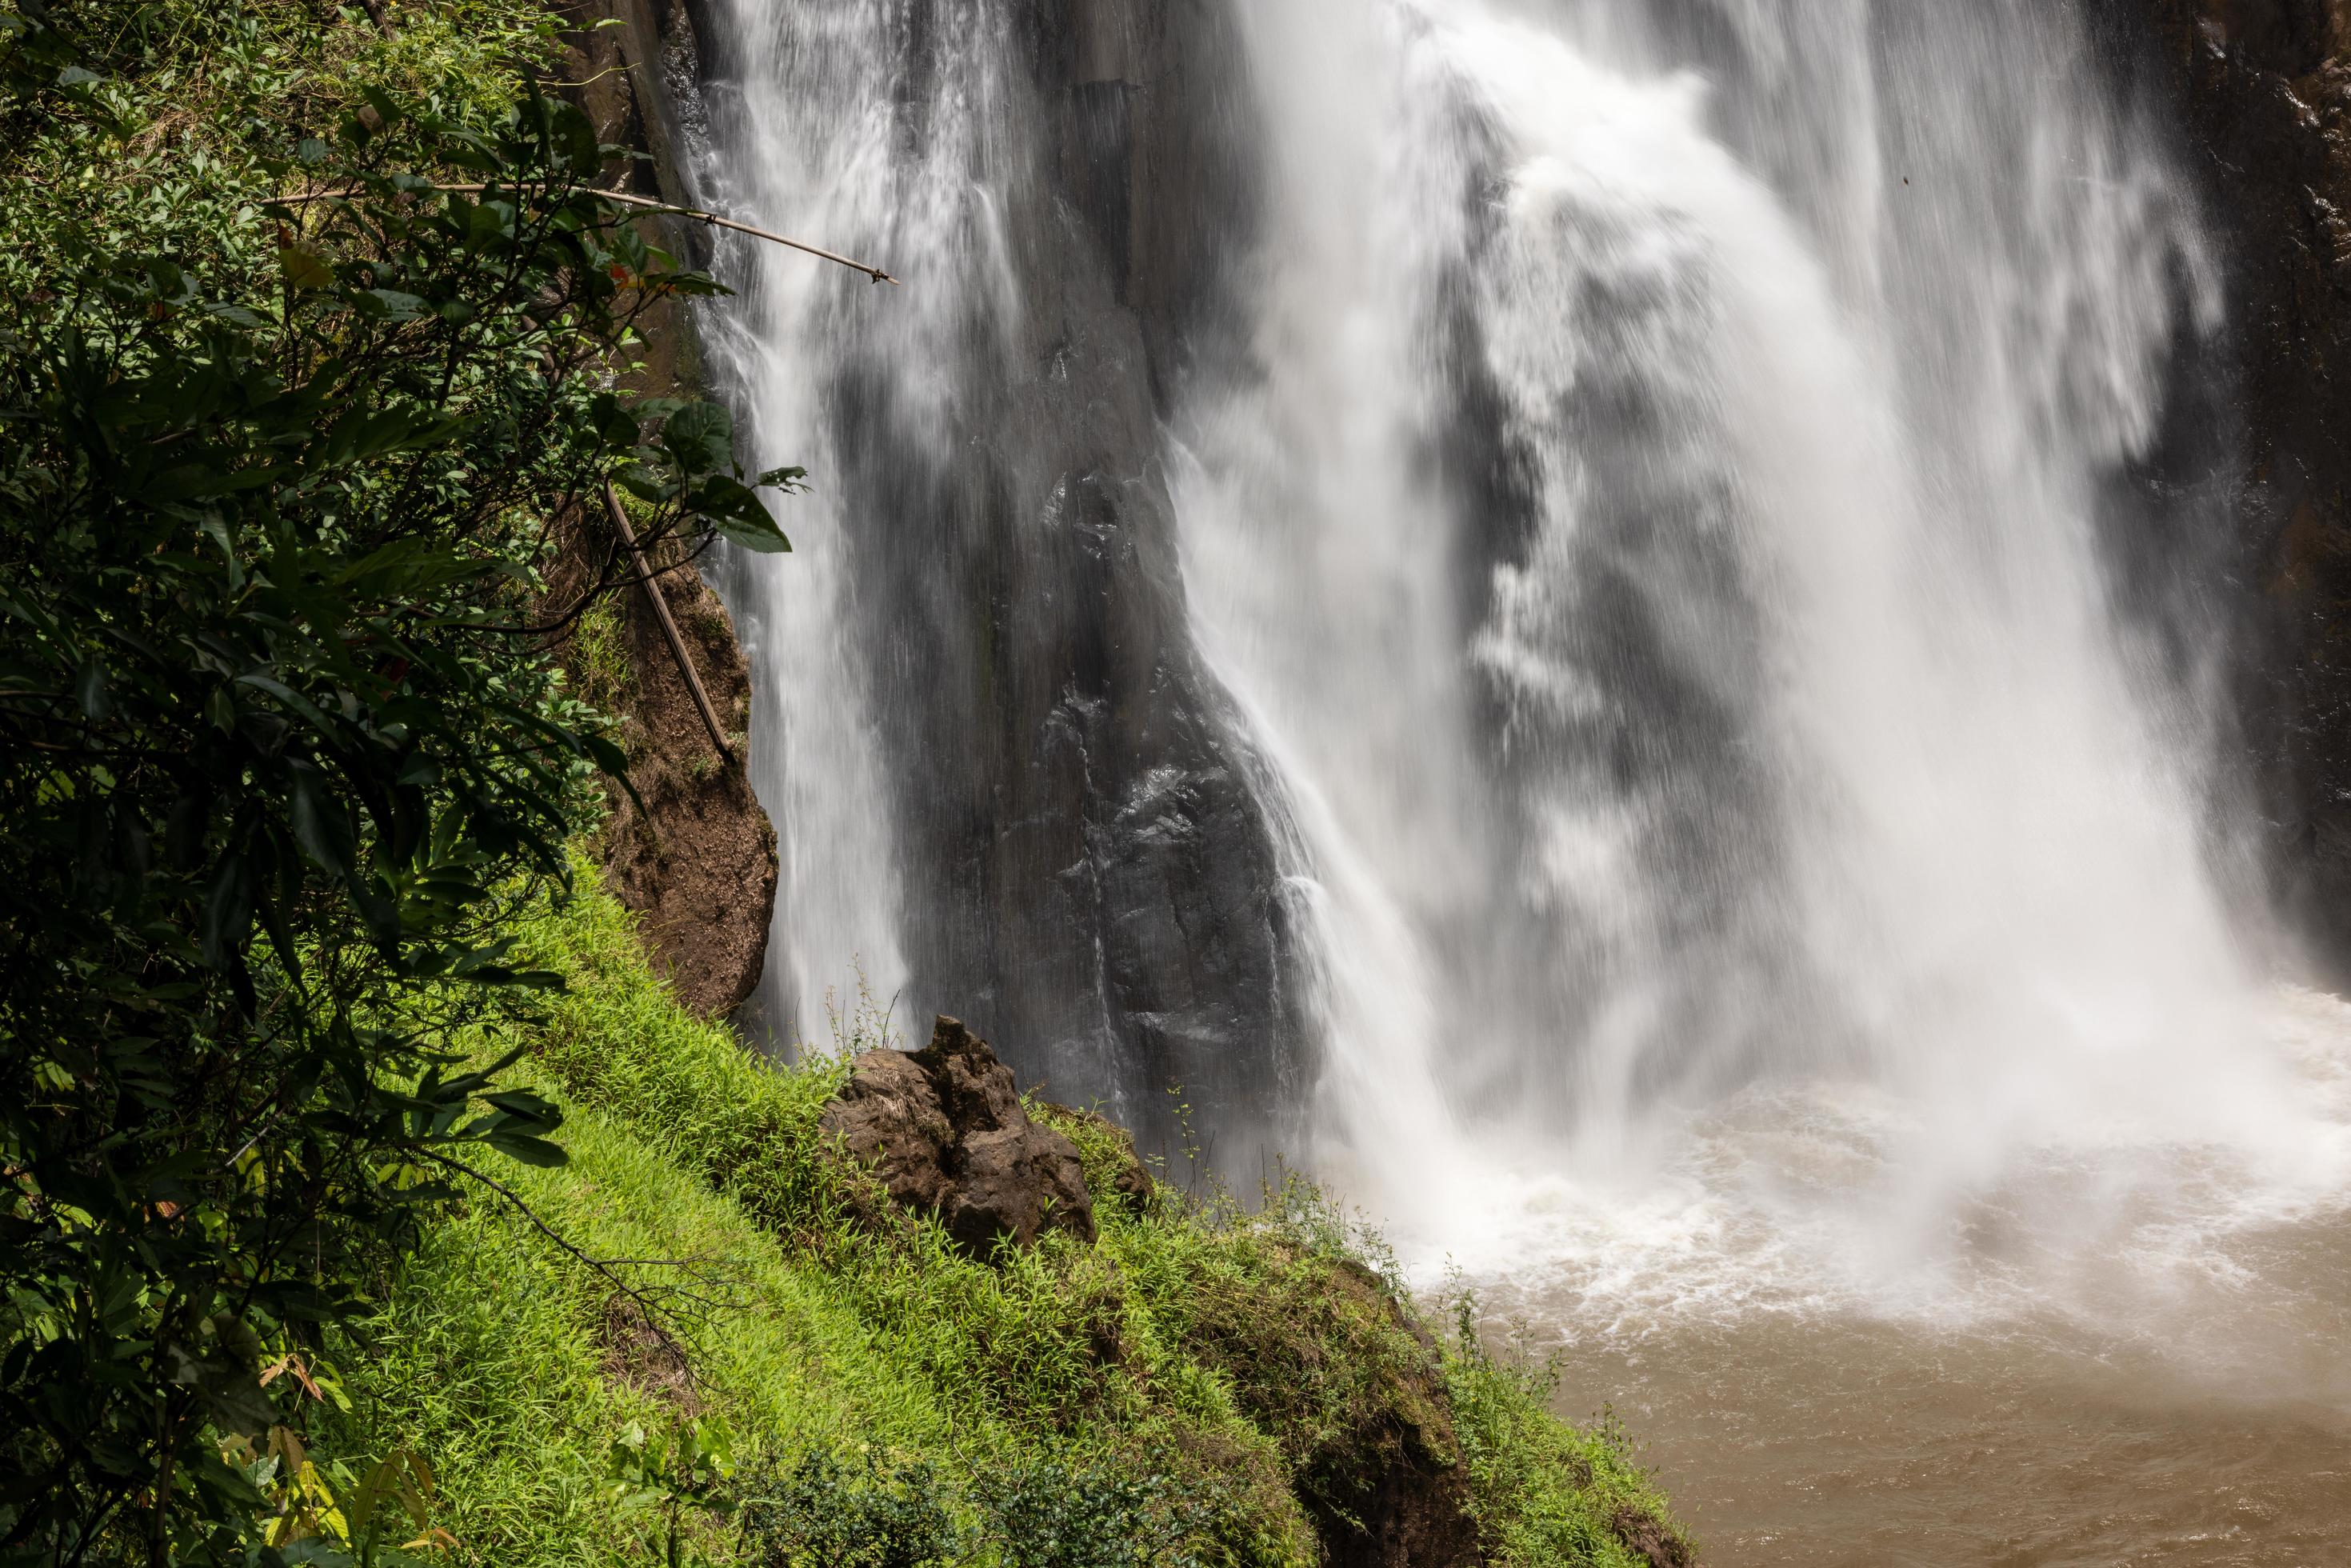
686;0;1312;1173
822;1016;1097;1255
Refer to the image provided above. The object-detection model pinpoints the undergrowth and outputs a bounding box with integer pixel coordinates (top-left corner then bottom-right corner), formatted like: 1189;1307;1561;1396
316;866;1692;1566
0;0;567;286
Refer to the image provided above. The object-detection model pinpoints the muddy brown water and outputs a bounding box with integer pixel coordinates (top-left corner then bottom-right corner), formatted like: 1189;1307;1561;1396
1438;992;2351;1566
1531;1281;2351;1566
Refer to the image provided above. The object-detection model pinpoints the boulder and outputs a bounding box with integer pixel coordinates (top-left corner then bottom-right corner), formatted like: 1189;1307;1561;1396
821;1016;1098;1256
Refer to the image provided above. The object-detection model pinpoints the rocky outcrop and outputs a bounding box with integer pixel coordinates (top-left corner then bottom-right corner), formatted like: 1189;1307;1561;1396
2098;0;2351;974
821;1016;1098;1255
594;551;778;1019
1035;1101;1156;1213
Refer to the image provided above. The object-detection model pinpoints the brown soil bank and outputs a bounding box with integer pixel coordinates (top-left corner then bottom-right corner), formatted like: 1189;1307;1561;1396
539;0;779;1019
546;517;778;1020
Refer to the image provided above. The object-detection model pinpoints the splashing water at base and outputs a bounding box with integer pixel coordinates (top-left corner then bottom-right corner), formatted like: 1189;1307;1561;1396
1410;986;2351;1563
1183;0;2284;1216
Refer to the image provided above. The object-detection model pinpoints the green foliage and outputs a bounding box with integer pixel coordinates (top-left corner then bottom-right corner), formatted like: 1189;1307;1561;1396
606;1418;737;1568
570;599;634;717
734;1451;960;1568
1441;1295;1693;1567
315;874;1685;1567
230;1438;458;1568
976;1458;1243;1568
0;2;803;1558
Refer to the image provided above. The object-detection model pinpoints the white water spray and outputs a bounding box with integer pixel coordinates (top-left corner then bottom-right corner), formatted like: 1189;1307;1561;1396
684;0;2351;1343
686;1;1018;1046
1174;0;2342;1286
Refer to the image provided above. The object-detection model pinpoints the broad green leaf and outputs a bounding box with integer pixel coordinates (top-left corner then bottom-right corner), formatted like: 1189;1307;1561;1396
278;246;337;291
660;401;734;478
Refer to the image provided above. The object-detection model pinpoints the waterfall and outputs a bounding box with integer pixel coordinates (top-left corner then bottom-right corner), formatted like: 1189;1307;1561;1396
680;0;2343;1250
683;0;950;1048
1168;0;2302;1239
686;0;1313;1162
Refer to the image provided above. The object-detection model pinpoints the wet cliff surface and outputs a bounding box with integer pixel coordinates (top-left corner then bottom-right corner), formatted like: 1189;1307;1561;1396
827;0;1306;1164
2097;0;2351;976
676;0;1313;1166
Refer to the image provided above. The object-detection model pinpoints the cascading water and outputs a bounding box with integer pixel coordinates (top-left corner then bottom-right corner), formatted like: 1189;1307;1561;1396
687;0;1313;1158
681;0;2351;1555
1177;0;2321;1238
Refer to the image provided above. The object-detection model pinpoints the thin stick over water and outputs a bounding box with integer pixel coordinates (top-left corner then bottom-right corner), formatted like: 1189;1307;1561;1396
276;182;898;284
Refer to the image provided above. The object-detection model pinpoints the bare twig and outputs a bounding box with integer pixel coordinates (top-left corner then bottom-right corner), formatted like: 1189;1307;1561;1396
591;186;901;285
603;481;734;767
275;182;898;284
418;1147;702;1383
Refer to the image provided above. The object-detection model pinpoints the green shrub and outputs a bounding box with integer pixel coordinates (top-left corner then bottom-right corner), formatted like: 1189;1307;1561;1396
1441;1295;1694;1567
976;1457;1255;1568
0;2;798;1554
735;1451;961;1568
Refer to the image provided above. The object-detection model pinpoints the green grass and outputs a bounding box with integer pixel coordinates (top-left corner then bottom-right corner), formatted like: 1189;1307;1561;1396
316;868;1692;1566
569;598;637;718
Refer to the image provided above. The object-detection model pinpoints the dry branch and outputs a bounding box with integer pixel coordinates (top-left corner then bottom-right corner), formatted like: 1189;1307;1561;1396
603;480;736;767
276;182;898;284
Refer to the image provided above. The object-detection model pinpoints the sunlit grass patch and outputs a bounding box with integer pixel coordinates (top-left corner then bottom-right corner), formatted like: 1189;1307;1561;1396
323;866;1692;1566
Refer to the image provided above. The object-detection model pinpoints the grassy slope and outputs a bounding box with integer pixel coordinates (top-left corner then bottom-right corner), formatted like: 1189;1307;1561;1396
319;873;1689;1566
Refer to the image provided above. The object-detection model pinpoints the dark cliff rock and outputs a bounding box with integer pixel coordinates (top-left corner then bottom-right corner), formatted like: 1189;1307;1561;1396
2098;0;2351;973
880;0;1307;1173
688;0;1311;1167
821;1015;1098;1254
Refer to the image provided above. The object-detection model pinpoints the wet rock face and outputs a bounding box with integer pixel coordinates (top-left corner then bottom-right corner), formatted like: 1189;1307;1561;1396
688;0;1310;1174
822;1016;1098;1255
2093;0;2351;975
869;0;1305;1174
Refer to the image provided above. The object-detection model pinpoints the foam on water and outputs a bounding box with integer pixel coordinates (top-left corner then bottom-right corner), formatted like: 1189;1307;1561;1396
1404;987;2351;1384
